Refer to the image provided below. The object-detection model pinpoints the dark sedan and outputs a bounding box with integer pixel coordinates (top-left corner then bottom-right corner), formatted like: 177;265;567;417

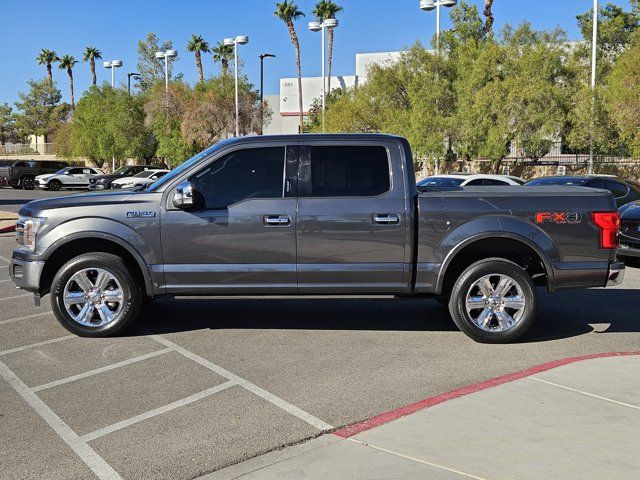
525;175;640;208
618;200;640;266
88;165;157;190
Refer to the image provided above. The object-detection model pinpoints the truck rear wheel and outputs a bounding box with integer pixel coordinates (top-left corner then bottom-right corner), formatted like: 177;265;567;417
448;258;537;343
50;252;142;337
21;176;35;190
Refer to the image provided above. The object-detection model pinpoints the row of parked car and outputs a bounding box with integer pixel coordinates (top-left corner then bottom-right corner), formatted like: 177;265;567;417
418;173;640;266
0;160;168;191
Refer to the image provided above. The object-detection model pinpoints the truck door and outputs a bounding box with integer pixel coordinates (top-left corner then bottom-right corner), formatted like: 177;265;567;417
296;141;409;294
160;144;298;294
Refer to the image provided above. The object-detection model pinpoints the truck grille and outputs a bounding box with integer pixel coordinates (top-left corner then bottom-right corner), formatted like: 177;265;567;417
621;219;640;240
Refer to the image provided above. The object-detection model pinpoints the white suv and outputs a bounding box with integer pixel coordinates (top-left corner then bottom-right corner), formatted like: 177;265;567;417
36;167;104;191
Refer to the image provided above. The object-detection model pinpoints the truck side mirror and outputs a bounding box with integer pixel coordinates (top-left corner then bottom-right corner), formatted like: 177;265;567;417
172;181;195;209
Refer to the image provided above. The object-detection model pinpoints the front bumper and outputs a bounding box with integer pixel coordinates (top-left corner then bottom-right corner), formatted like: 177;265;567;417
88;183;106;190
9;255;45;293
607;261;625;286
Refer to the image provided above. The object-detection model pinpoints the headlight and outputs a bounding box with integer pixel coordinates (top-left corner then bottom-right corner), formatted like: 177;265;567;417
15;217;45;252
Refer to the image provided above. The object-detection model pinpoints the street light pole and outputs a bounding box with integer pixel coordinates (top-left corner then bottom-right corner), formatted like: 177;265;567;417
103;60;123;173
589;0;598;175
155;50;177;109
127;72;141;94
309;19;338;132
419;0;457;53
224;36;249;137
259;53;276;134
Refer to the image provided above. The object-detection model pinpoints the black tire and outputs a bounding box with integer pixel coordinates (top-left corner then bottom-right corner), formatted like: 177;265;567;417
50;252;142;337
48;179;62;191
448;258;537;343
21;176;35;190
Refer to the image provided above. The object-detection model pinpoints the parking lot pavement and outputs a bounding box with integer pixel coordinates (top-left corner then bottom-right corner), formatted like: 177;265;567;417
0;186;77;213
1;229;640;479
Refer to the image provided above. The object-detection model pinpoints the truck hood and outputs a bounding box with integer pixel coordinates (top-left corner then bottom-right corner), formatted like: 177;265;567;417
19;191;138;217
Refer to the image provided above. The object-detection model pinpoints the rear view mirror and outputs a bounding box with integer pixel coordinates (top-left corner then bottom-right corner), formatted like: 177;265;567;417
172;181;195;209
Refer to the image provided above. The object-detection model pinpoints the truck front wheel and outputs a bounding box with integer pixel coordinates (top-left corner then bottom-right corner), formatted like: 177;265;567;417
448;258;537;343
50;252;142;337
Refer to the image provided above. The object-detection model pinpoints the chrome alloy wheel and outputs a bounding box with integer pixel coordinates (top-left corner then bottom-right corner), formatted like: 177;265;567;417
465;274;526;333
63;268;125;326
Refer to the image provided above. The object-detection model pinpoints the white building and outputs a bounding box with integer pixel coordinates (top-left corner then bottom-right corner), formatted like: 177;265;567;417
264;51;403;134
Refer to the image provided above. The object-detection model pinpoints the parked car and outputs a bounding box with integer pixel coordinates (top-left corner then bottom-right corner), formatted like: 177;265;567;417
618;200;640;266
88;165;158;190
417;174;525;189
110;169;169;189
525;175;640;208
36;167;104;191
10;134;624;343
0;160;69;190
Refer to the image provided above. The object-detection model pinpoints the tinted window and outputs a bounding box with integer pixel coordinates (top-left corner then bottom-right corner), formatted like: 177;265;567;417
526;177;589;186
191;147;285;209
465;179;485;186
418;177;465;188
601;180;629;198
68;168;83;174
309;146;390;197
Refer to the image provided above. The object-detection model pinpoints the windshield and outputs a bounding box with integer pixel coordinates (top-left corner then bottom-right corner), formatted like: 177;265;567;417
131;170;153;178
525;177;589;186
147;140;233;192
418;176;465;188
113;166;129;175
53;167;70;175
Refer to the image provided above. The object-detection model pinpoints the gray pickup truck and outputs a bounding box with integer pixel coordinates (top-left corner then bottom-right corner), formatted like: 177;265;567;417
9;134;624;343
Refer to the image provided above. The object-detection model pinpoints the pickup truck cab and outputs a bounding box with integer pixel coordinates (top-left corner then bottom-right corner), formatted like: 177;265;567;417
9;134;624;343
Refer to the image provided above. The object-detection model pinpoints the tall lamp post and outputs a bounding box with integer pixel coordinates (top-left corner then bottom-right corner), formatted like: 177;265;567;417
419;0;457;52
103;60;123;87
589;0;598;175
309;18;338;131
259;53;276;134
127;72;141;94
155;50;178;108
224;36;249;137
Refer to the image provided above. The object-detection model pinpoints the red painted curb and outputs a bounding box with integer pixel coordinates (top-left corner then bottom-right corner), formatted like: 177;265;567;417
0;225;16;233
333;351;640;438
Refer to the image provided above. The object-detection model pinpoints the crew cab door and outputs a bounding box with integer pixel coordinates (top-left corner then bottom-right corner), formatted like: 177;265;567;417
160;144;298;294
296;141;410;294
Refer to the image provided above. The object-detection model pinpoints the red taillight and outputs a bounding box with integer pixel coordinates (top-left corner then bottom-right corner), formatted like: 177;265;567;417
592;212;620;249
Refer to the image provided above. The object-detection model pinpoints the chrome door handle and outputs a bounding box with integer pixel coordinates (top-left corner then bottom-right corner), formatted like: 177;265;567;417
263;215;291;226
373;214;400;225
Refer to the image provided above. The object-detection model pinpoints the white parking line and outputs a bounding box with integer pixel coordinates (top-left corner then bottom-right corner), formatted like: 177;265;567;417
151;335;334;431
529;377;640;410
0;253;10;263
0;335;76;356
0;265;8;269
0;292;32;302
0;360;122;480
32;348;173;392
81;381;236;442
0;311;51;326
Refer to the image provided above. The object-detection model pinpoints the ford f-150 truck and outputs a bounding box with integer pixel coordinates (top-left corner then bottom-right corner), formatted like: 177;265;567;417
9;134;624;343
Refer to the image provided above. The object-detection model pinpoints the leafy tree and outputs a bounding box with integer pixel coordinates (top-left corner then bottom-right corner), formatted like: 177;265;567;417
212;42;234;77
36;49;58;84
0;103;21;145
66;85;155;167
440;1;486;53
187;34;210;83
577;2;640;58
82;46;102;86
275;0;305;132
136;33;177;91
58;55;78;108
13;79;69;141
313;1;343;93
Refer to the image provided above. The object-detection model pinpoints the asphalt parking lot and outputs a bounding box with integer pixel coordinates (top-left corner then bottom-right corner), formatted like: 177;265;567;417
0;186;77;213
1;190;639;479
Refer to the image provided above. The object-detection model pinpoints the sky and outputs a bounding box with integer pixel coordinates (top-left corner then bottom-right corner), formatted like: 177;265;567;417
0;0;633;107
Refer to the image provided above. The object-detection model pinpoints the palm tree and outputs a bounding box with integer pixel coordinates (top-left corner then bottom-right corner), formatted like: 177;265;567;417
212;41;234;77
82;46;102;86
483;0;494;33
187;34;210;83
275;0;305;132
313;0;342;94
36;49;58;84
58;55;78;108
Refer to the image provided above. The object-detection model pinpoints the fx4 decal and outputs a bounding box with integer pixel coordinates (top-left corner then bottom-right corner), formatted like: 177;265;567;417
126;211;157;218
535;212;582;224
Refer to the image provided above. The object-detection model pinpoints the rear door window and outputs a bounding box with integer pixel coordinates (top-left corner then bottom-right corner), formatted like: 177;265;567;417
307;145;390;197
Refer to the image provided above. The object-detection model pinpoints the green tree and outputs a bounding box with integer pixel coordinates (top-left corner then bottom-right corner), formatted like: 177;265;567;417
275;0;305;132
13;79;69;142
66;85;155;167
58;55;78;108
82;46;102;86
137;33;177;91
36;49;58;84
577;2;640;58
187;34;210;83
313;1;343;93
212;42;234;77
0;103;21;145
